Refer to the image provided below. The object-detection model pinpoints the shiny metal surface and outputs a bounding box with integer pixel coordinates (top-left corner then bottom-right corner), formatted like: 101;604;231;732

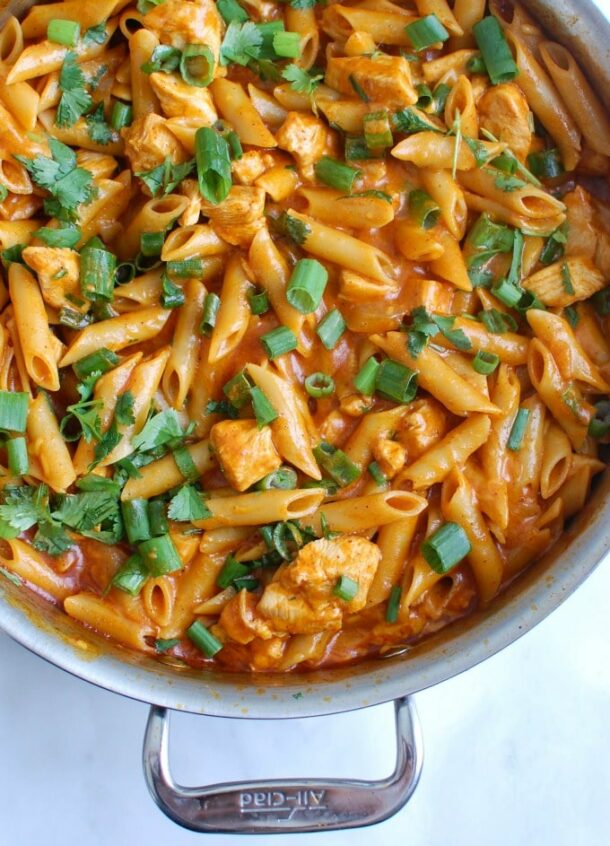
143;697;422;833
0;1;609;832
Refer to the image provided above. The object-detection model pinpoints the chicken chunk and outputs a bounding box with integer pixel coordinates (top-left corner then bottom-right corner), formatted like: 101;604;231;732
232;150;276;185
564;186;610;278
275;112;329;179
22;246;84;312
396;398;450;460
477;83;532;161
144;0;224;61
372;438;406;479
325;55;417;110
210;419;282;491
200;186;266;247
220;536;381;643
256;536;381;635
149;72;218;123
122;113;188;181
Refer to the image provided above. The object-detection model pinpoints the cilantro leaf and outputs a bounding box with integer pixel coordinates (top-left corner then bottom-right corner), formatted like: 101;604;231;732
53;491;120;533
15;138;96;217
279;212;310;246
206;399;239;419
407;307;471;357
464;135;490;167
0;485;47;532
115;391;135;426
136;156;195;197
56;51;93;128
33;521;73;555
281;64;323;96
132;409;184;452
91;420;122;468
167;485;212;521
432;314;472;351
82;21;107;45
220;21;263;67
86;102;115;146
489;168;527;192
60;399;103;443
392;108;441;135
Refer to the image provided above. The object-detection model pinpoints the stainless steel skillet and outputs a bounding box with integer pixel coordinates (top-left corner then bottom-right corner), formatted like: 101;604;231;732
0;0;609;833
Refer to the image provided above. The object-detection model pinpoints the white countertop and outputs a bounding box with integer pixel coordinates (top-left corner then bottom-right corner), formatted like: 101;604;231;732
1;557;609;846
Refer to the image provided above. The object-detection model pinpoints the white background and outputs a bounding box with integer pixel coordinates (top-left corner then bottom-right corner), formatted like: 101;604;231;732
2;0;610;842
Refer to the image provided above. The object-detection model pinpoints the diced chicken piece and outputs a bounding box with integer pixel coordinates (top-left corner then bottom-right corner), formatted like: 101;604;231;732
524;256;605;307
210;419;282;491
144;0;224;61
325;55;417;110
372;438;406;479
564;186;610;278
275;112;330;179
200;186;266;247
477;83;532;161
256;536;381;635
22;246;83;312
339;393;375;417
396;398;450;459
149;72;218;123
122;113;188;180
232;151;274;185
219;590;275;644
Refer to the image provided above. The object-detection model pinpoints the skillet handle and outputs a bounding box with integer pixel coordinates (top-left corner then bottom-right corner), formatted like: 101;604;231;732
142;696;422;834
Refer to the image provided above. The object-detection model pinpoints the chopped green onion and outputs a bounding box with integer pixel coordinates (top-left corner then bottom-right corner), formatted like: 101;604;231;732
591;287;610;316
314;156;361;194
363;110;393;150
368;461;387;486
0;391;29;432
507;407;530;450
473;16;519;85
195;126;232;205
166;259;205;278
349;74;370;102
172;445;200;482
313;441;361;487
354;356;381;395
59;307;92;330
527;148;563;179
507;228;524;287
490;152;518;174
250;386;278;427
111;101;132;130
255;467;298;490
492;278;522;308
561;262;575;295
421;522;471;574
345;135;374;161
47;19;80;47
588;400;610;438
333;575;359;601
416;83;434;109
148;500;169;536
273;31;301;59
217;0;249;24
223;370;252;408
155;637;180;653
200;292;220;335
260;325;298;359
564;305;580;328
0;184;7;203
304;372;335;398
478;307;518;333
375;359;418;403
515;289;545;312
386;585;402;623
316;308;346;350
187;620;223;656
467;53;488;74
1;244;24;268
135;252;162;272
217;554;250;588
255;20;285;58
138;534;183;576
405;14;450;51
162;273;185;308
467;213;514;253
233;574;259;591
141;44;182;74
80;245;116;302
140;230;164;257
409;189;440;229
112;554;149;596
472;350;500;374
433;82;451;113
6;437;28;476
225;129;243;160
248;288;269;315
121;499;151;545
286;258;328;314
302;477;338;494
180;44;215;87
73;348;119;382
539;227;567;265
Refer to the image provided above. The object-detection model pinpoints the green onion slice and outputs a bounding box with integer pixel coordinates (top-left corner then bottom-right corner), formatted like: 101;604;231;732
405;14;450;51
73;348;119;382
138;534;183;576
111;101;132;130
80;245;116;302
200;292;220;335
121;499;152;545
368;461;387;486
316;309;346;350
386;585;402;623
47;18;80;47
409;189;440;229
223;371;252;408
313;441;361;487
375;359;418;403
473;16;519;85
588;400;610;438
6;437;29;476
195;127;232;205
527;148;563;179
0;391;29;432
140;230;164;257
314;156;361;194
217;554;250;588
333;575;359;601
286;258;328;314
472;350;500;374
304;372;335;398
112;554;149;596
255;467;298;490
273;31;301;59
172;445;200;482
148;500;169;537
421;522;471;574
354;356;381;395
248;288;270;315
187;620;223;657
180;44;215;87
507;407;530;450
260;325;298;359
250;386;278;427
